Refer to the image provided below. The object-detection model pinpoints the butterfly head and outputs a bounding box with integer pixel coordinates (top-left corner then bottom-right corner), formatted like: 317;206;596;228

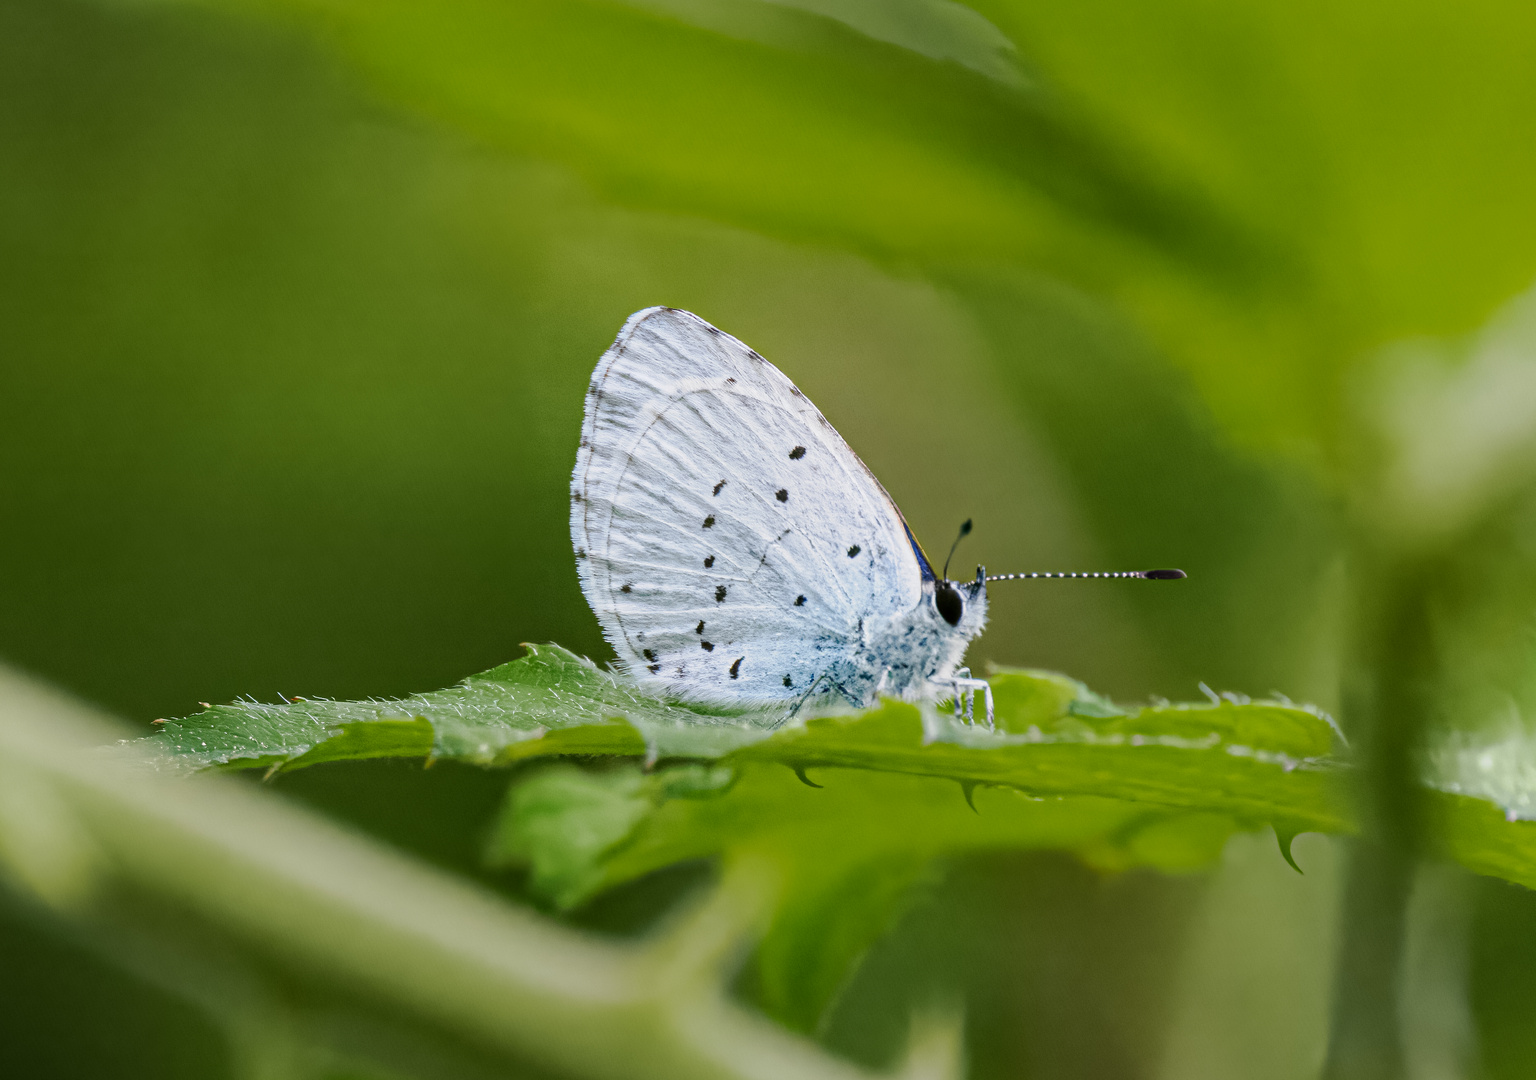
933;565;988;634
925;520;987;637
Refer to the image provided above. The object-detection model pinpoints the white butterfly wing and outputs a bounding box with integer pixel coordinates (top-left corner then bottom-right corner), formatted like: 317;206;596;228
572;307;926;706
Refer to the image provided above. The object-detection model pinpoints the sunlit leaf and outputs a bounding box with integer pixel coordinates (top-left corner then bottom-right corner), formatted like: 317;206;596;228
152;644;768;771
151;647;1346;831
185;0;1536;454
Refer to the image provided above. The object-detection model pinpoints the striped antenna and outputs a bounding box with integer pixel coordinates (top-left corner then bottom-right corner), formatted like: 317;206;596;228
986;569;1186;582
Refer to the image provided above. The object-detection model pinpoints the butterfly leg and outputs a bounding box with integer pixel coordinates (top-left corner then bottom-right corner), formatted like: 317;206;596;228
931;669;982;728
787;672;862;722
830;678;864;710
952;668;974;723
942;669;994;730
787;675;832;721
931;674;963;721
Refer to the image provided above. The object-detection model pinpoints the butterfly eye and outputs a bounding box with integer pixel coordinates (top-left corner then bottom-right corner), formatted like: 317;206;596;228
935;582;963;626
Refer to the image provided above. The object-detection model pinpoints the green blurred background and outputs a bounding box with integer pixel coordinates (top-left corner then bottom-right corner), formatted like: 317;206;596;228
5;0;1536;1076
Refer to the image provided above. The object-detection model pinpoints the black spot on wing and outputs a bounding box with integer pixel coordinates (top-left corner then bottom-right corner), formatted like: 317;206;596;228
621;583;632;593
794;595;806;606
715;585;727;602
701;641;714;652
648;664;660;673
695;620;705;634
783;675;793;687
789;446;806;460
703;515;715;528
775;488;788;502
848;544;861;557
643;649;656;661
704;555;714;568
729;657;743;679
713;480;726;496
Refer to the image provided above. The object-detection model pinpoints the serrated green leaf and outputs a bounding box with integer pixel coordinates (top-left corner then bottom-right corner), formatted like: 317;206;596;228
984;666;1102;728
158;643;1536;1030
285;718;435;769
156;647;1356;1032
150;650;1347;829
151;644;769;773
731;691;1347;829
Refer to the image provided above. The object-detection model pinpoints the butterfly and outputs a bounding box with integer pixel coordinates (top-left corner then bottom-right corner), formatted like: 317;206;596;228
571;308;1182;725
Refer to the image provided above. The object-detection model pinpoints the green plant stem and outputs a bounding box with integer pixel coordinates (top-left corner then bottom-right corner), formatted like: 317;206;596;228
1323;554;1435;1080
0;664;932;1080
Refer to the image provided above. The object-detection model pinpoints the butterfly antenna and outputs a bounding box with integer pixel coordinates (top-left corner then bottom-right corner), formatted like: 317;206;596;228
942;519;973;579
985;568;1187;582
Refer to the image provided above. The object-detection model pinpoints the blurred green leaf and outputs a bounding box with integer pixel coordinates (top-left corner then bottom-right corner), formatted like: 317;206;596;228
1425;727;1536;893
194;0;1234;273
510;754;1282;1032
1428;793;1536;893
184;0;1536;455
484;762;735;906
1;662;882;1080
180;0;1291;437
484;765;655;907
746;851;941;1035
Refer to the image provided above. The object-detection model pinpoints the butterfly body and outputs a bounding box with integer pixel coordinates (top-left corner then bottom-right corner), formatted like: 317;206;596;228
822;575;988;707
572;307;986;714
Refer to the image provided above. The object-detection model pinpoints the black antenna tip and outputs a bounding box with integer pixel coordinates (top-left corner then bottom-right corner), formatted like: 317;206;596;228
1143;568;1186;580
943;519;973;579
